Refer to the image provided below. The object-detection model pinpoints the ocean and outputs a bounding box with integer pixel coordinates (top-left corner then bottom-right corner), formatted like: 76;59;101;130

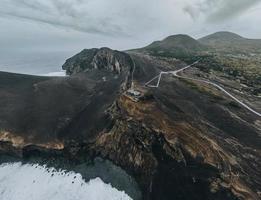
0;162;132;200
0;50;76;76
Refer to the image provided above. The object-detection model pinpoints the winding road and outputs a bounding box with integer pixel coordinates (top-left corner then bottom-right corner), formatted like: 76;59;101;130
145;61;261;118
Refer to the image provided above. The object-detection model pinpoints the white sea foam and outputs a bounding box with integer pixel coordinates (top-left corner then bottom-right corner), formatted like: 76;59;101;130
0;162;132;200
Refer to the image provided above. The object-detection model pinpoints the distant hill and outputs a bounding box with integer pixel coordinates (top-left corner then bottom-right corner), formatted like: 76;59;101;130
133;34;207;57
132;32;261;58
198;31;261;54
199;31;244;43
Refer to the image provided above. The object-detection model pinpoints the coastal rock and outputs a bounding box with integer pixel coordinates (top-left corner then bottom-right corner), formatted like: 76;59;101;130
62;47;133;75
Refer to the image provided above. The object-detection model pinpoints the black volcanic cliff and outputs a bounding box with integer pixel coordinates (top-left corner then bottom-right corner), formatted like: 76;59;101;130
0;47;260;200
62;47;133;75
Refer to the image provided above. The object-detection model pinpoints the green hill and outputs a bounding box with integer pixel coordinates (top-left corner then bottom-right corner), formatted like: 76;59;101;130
133;34;207;57
198;31;261;54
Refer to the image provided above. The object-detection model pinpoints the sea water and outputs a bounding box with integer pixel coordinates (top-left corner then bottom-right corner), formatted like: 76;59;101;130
0;162;132;200
0;49;74;76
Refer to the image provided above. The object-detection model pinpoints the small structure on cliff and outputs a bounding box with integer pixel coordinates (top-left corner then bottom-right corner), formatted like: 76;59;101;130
126;88;142;102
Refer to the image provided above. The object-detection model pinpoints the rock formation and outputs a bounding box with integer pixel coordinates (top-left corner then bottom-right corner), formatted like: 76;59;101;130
62;47;132;75
0;47;260;200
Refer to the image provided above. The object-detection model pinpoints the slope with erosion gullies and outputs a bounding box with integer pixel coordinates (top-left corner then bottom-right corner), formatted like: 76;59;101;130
0;48;260;200
132;34;208;58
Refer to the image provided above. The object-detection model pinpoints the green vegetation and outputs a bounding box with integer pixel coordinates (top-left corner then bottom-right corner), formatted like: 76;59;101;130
133;34;208;59
132;32;261;96
227;101;241;109
199;31;261;54
193;55;261;95
181;79;224;101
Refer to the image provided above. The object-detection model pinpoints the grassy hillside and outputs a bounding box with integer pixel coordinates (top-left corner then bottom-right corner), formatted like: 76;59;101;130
199;31;261;54
132;34;208;58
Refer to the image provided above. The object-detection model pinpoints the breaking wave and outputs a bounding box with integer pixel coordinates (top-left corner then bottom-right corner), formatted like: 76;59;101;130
0;162;132;200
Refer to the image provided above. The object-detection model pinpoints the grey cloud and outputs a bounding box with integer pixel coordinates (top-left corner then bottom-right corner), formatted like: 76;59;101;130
183;5;200;20
0;11;104;34
0;0;124;35
0;0;261;52
184;0;261;22
208;0;261;22
1;0;175;38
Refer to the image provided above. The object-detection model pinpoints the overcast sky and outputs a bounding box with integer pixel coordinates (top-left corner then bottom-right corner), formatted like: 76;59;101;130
1;0;261;52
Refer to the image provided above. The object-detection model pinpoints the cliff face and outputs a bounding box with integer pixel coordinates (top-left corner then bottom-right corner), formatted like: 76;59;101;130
62;47;133;75
0;49;260;200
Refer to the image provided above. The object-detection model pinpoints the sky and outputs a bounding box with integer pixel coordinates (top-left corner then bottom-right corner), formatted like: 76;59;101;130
0;0;261;52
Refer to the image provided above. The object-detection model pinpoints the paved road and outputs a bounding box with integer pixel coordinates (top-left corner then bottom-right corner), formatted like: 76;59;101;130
129;55;136;89
145;61;261;118
145;61;199;87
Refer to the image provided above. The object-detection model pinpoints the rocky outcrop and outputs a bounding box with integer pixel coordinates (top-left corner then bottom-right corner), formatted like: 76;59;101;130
62;47;133;75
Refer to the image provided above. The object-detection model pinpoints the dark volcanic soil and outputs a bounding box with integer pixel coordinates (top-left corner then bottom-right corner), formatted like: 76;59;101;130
0;48;260;200
0;68;127;144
